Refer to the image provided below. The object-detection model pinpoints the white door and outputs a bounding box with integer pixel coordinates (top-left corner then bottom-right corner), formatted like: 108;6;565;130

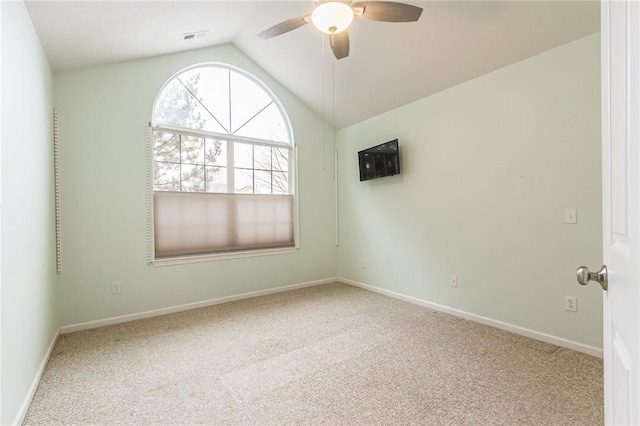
600;0;640;424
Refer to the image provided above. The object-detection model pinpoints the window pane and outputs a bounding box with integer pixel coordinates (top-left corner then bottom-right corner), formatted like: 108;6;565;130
153;76;224;132
235;143;253;169
254;170;272;194
181;136;204;165
155;162;180;191
152;79;200;129
205;166;227;193
181;165;205;192
174;68;227;134
154;132;180;163
205;139;226;166
194;67;231;133
234;168;253;193
273;172;289;194
254;145;271;171
234;103;289;143
230;71;272;135
272;148;289;172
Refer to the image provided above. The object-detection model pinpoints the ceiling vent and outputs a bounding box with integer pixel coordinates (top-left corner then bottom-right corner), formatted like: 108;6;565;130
182;31;208;41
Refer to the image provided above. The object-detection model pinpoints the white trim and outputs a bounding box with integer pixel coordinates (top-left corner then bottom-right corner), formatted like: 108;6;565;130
151;246;298;267
12;329;60;426
60;278;337;334
153;125;292;150
339;278;604;358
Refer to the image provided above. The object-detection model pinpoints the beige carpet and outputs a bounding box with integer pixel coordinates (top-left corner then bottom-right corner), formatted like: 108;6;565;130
24;283;603;425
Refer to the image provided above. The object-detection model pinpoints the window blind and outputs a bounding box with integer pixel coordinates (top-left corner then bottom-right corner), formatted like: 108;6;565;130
154;191;294;258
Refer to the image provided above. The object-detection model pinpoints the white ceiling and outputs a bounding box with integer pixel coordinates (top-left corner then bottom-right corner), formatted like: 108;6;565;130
24;1;600;129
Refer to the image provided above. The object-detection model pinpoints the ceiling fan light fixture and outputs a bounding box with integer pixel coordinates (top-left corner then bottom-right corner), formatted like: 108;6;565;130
311;2;354;34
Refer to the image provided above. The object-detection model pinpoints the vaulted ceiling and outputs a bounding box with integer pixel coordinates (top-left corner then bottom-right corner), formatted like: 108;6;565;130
24;1;600;129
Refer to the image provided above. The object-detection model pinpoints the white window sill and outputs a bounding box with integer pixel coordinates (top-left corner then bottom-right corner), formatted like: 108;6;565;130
150;246;298;267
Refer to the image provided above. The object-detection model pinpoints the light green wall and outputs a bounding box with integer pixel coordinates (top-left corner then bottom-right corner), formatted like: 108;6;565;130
1;2;57;424
53;45;336;326
336;33;603;348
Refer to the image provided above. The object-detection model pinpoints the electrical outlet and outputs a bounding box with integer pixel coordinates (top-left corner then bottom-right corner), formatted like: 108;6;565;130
112;281;121;295
450;275;458;288
565;296;577;312
360;258;366;269
565;208;577;224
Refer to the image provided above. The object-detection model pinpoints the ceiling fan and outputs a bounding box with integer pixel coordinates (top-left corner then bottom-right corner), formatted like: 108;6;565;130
258;1;423;60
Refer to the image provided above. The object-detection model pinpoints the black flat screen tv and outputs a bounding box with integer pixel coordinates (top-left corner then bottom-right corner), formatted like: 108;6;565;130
358;139;400;182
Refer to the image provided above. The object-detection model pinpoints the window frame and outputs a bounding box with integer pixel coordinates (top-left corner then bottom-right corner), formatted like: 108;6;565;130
146;63;299;266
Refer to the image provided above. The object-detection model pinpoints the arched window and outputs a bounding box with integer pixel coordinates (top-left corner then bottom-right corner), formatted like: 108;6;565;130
150;64;296;261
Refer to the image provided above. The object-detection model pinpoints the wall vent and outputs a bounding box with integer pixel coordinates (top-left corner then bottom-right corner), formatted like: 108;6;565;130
182;31;208;40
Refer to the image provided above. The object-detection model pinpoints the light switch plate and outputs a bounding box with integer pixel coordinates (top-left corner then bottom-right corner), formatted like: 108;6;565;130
565;208;577;224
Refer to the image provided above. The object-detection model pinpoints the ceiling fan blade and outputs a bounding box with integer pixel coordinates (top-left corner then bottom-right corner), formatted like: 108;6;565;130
330;31;350;60
258;15;311;39
352;1;423;22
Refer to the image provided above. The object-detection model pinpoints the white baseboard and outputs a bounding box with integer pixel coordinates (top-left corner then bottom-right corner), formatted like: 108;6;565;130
12;328;60;426
339;278;603;358
14;276;600;425
60;278;337;334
